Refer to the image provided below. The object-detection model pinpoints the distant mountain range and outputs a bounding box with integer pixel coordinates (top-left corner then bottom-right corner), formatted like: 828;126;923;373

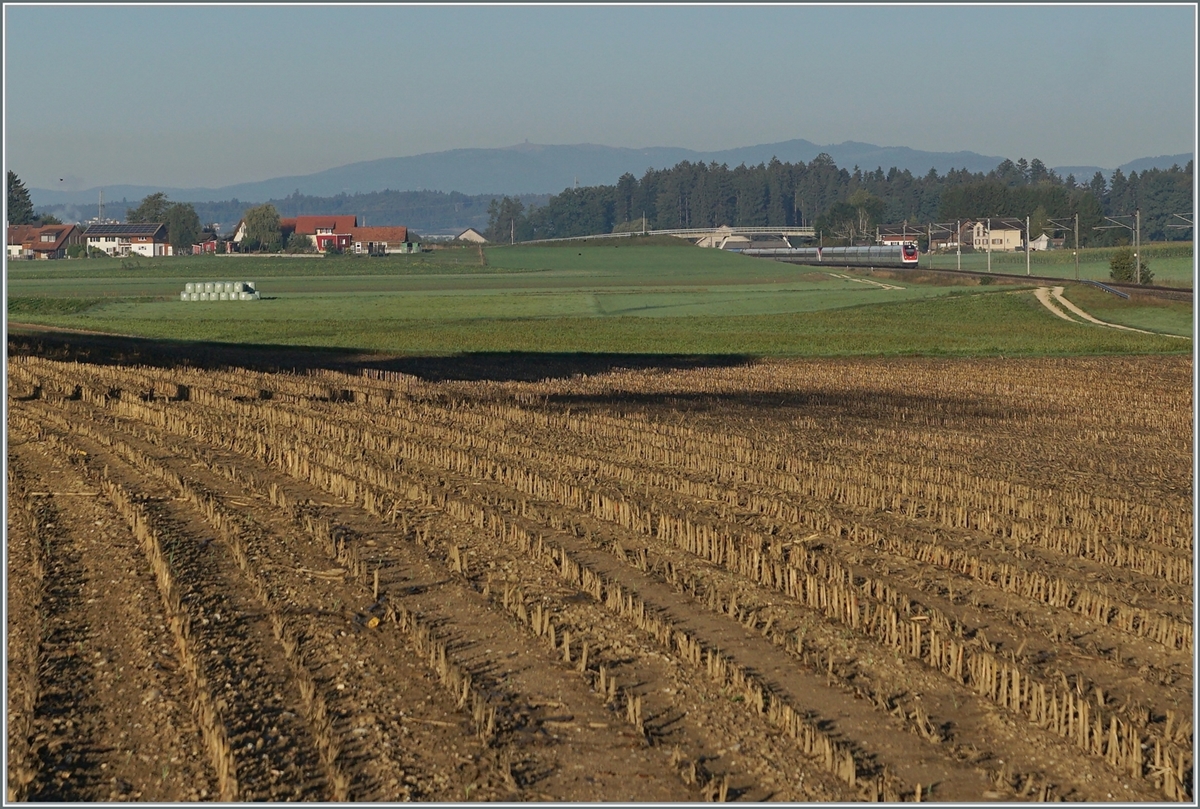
30;140;1192;208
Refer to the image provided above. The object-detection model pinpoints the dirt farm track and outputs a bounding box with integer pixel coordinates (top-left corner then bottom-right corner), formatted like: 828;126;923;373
5;343;1193;802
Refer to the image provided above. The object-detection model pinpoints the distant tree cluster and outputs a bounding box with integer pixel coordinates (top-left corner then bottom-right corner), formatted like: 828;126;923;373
484;156;1193;246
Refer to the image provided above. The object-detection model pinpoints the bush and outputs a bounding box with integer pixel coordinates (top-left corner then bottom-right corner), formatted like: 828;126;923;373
66;244;85;258
285;233;313;253
1109;247;1153;284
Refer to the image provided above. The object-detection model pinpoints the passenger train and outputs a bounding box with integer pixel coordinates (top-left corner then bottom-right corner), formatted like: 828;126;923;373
732;243;919;268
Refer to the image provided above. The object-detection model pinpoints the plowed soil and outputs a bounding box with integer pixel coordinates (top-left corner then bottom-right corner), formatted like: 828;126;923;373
6;339;1192;802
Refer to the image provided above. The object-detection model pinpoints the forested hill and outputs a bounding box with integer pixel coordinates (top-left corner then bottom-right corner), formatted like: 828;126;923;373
484;156;1194;246
195;190;552;235
38;190;553;236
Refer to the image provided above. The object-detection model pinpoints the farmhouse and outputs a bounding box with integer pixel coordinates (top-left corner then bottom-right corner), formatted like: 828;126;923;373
876;225;921;247
82;223;172;257
350;226;419;255
232;215;359;251
928;222;972;251
971;220;1023;252
7;224;85;260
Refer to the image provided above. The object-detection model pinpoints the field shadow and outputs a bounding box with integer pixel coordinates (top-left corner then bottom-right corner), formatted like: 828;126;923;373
7;328;755;383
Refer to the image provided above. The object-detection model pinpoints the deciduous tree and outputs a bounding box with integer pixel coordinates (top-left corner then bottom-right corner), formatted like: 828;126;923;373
127;192;171;224
165;202;202;252
243;203;282;251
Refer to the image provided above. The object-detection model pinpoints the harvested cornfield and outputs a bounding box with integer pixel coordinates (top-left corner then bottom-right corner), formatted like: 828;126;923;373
6;350;1192;802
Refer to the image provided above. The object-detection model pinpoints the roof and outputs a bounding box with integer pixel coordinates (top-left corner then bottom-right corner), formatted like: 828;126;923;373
351;226;408;243
456;227;487;242
7;225;38;246
293;215;357;235
83;222;166;237
8;224;80;251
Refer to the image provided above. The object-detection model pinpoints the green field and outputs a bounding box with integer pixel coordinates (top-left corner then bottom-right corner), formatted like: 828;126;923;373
7;242;1191;357
918;242;1194;287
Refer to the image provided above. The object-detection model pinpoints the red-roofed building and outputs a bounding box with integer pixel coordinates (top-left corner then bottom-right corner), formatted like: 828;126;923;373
232;214;358;251
294;215;357;251
349;226;419;255
7;224;85;260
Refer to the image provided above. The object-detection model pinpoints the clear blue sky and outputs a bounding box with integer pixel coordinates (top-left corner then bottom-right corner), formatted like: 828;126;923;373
4;3;1195;191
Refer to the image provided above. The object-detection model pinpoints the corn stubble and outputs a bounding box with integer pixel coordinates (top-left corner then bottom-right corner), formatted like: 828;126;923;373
8;353;1191;802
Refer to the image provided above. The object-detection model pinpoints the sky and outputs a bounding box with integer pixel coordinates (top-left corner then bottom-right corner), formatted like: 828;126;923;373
4;3;1196;192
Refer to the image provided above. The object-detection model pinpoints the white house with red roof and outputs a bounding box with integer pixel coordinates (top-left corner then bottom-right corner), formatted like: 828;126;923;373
349;226;419;254
7;224;85;259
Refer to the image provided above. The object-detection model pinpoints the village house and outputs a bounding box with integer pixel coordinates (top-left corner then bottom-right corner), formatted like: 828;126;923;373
192;238;220;255
971;220;1023;252
82;222;172;257
232;215;358;251
7;223;85;260
876;224;921;247
927;222;973;251
350;226;419;255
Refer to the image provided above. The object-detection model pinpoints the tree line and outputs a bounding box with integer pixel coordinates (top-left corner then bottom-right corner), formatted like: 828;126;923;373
484;156;1194;247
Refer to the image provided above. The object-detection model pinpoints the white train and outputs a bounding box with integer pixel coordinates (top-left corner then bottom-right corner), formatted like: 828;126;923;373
733;244;919;268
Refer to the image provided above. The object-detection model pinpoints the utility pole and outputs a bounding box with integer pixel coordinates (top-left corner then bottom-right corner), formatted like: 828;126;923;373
927;222;932;269
1095;212;1141;282
1025;215;1031;276
510;218;514;246
1046;213;1080;280
1134;208;1141;284
1075;213;1079;281
957;219;961;271
987;217;992;273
